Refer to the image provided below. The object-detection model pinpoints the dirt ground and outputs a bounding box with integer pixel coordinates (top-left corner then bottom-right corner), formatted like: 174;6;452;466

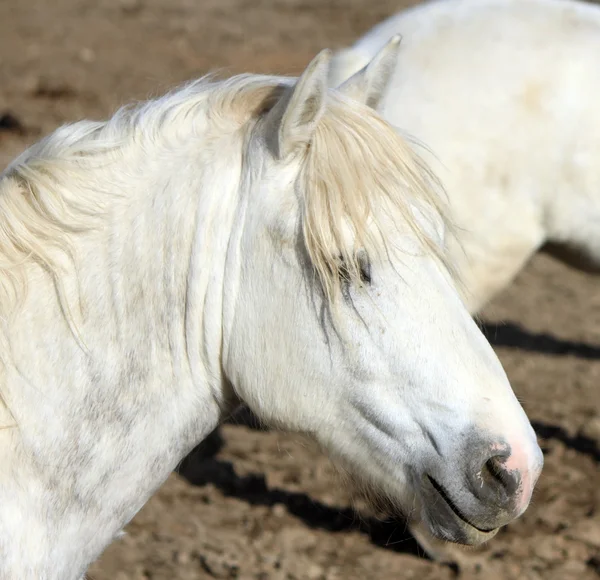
0;0;599;578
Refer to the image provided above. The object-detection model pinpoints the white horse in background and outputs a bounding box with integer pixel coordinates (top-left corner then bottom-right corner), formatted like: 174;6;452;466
0;44;542;579
329;0;600;314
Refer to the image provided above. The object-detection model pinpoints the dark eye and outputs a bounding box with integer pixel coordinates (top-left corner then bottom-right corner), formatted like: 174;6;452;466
338;251;371;286
357;250;371;284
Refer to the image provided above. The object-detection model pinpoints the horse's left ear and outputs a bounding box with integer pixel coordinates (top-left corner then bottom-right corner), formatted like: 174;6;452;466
266;49;331;160
336;35;401;110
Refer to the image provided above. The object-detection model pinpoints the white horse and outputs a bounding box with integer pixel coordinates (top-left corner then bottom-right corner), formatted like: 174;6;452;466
329;0;600;314
0;44;542;579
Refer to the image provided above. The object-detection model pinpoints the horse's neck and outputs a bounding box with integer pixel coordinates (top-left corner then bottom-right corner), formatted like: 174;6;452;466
47;143;237;402
0;139;241;578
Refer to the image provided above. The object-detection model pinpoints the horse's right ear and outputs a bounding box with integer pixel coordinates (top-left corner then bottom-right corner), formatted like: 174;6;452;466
336;35;401;110
265;49;331;160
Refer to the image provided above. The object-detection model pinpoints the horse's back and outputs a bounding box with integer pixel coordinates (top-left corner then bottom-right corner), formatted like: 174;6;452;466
354;0;600;61
349;0;600;170
332;0;600;310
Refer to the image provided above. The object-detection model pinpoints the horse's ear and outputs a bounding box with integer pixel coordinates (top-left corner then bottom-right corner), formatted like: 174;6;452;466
336;35;401;110
266;49;331;159
327;47;370;89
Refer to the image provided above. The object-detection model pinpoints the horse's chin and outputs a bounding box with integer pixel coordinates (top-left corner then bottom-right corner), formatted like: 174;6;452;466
419;476;500;547
325;446;501;548
426;511;500;547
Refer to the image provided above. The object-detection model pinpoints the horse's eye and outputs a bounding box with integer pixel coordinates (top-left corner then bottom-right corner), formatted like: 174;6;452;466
357;250;371;284
337;251;371;286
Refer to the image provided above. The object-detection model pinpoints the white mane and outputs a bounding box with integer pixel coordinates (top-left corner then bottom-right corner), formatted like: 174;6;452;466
301;94;457;303
0;73;457;317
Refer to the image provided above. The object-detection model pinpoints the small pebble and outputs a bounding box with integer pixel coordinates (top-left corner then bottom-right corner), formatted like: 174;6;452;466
271;503;286;518
79;48;96;63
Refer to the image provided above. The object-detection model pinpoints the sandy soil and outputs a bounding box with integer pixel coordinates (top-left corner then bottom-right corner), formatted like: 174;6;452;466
0;0;599;578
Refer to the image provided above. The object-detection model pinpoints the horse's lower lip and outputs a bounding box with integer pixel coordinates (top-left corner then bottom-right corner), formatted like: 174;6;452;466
425;475;499;543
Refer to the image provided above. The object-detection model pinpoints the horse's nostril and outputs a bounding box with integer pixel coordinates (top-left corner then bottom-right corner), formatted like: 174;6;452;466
466;441;530;513
480;455;519;498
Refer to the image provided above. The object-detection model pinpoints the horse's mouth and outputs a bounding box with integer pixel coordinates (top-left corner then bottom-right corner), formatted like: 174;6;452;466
425;475;499;543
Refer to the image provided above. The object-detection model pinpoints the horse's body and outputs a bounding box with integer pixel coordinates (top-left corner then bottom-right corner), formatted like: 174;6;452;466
0;47;542;578
329;0;600;313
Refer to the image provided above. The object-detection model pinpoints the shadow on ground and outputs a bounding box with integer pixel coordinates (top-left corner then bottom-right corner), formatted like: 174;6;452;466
177;445;435;561
479;320;600;360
